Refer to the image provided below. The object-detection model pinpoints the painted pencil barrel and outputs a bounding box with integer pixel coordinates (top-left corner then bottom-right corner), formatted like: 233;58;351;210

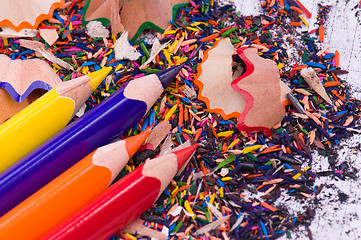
0;65;182;216
0;87;75;172
0;132;150;240
0;151;110;240
0;67;111;173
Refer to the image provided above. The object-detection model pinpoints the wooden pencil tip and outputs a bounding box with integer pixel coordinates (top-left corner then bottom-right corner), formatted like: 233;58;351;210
86;66;112;92
125;130;152;158
173;143;198;172
155;63;185;89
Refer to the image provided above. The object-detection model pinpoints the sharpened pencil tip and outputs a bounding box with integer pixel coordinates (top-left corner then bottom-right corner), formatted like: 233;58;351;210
87;67;112;92
173;143;198;172
125;130;152;158
155;63;185;89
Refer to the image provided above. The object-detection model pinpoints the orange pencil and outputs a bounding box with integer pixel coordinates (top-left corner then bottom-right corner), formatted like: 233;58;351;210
0;131;151;240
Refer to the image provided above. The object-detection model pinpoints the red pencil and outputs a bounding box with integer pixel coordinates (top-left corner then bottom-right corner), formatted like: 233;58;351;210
40;143;198;240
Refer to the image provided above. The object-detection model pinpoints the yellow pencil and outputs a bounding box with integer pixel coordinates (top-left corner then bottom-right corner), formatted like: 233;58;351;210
0;67;112;173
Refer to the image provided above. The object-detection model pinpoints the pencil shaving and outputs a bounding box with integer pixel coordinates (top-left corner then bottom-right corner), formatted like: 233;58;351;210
300;67;332;105
19;39;74;70
145;121;171;149
0;54;61;102
194;216;230;236
141;38;170;67
86;21;110;38
123;219;168;240
119;0;189;39
114;31;141;61
39;29;59;46
0;26;37;38
0;0;64;31
195;38;244;119
83;0;124;35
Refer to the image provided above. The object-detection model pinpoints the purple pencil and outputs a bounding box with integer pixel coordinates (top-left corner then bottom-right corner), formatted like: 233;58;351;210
0;64;184;216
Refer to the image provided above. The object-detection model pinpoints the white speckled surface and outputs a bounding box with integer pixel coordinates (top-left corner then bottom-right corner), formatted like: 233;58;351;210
231;1;361;239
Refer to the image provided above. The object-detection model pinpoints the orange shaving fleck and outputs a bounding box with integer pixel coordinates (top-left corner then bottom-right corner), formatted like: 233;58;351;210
209;124;219;140
261;202;278;211
194;128;202;142
199;160;209;175
208;20;217;26
260;145;282;154
186;44;195;53
172;184;191;197
162;108;170;119
290;22;302;27
294;65;306;71
298;133;305;144
200;33;219;43
222;143;228;151
319;25;325;42
178;104;184;127
323;81;340;88
244;20;253;26
331;72;339;82
335;50;340;67
192;105;202;109
290;6;304;15
115;74;132;84
246;174;264;179
331;89;345;102
66;34;73;41
256;184;264;191
218;227;229;231
184;106;189;122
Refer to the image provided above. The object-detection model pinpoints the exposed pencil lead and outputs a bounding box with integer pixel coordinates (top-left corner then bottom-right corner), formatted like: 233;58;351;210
173;143;198;172
155;63;185;89
86;67;112;92
287;93;306;114
125;131;152;157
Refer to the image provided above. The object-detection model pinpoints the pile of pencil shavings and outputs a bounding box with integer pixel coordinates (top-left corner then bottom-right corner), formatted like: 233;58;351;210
1;0;361;239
